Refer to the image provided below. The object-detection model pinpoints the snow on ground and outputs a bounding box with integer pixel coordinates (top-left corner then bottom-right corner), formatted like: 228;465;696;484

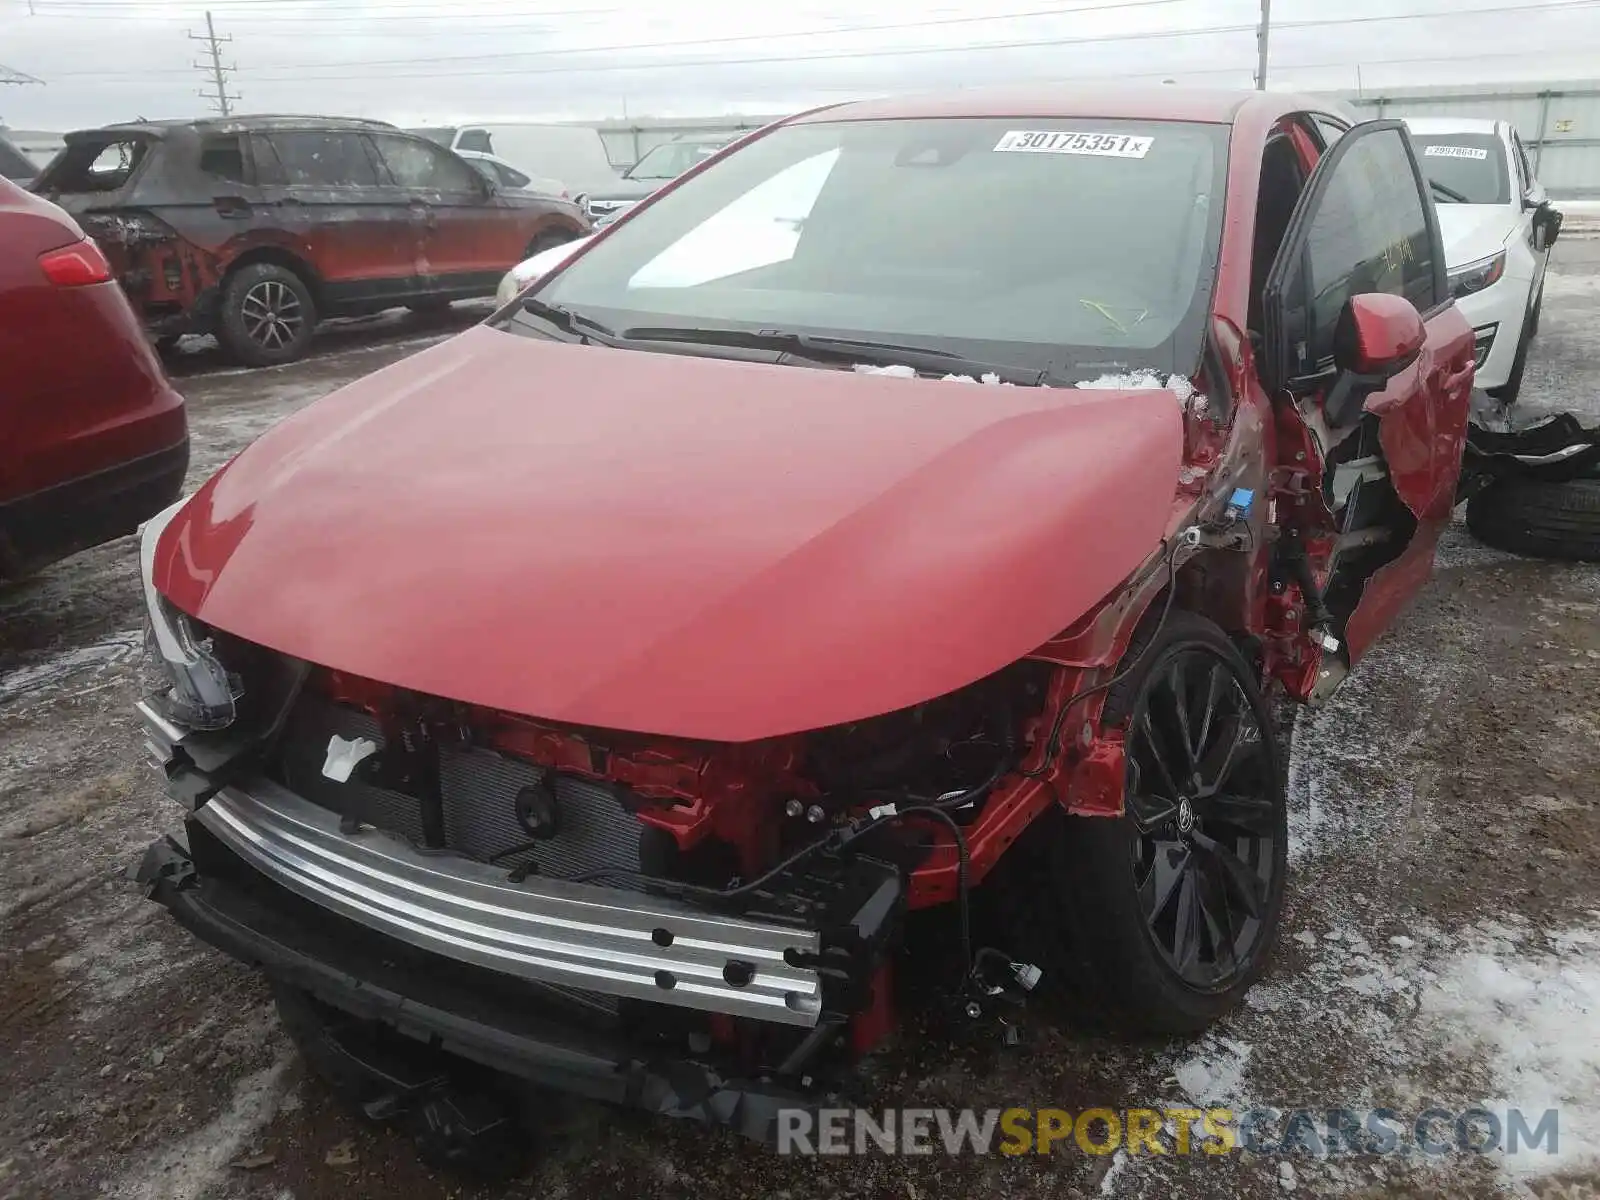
1419;918;1600;1179
104;1037;295;1200
0;630;142;707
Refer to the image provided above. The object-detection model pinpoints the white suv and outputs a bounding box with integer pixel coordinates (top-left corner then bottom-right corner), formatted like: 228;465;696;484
1403;117;1562;403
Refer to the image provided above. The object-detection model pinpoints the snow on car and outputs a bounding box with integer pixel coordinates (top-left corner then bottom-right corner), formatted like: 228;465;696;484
133;88;1480;1167
493;233;593;306
1404;117;1563;403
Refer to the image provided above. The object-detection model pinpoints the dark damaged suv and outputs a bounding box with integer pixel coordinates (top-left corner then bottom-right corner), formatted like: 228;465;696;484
32;116;589;366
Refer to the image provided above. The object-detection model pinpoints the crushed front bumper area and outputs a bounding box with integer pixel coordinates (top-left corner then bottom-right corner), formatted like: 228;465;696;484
136;831;823;1141
186;779;824;1024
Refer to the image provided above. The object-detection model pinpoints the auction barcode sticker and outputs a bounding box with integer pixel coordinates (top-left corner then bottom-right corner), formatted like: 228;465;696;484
994;130;1154;158
1424;145;1490;160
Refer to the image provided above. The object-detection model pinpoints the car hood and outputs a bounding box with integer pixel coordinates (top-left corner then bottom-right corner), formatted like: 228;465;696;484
155;329;1184;741
1435;203;1518;267
587;179;656;203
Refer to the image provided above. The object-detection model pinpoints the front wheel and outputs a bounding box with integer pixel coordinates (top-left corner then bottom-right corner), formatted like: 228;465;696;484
524;229;575;258
989;610;1287;1034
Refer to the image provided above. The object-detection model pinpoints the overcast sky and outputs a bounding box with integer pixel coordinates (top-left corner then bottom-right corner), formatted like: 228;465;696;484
3;0;1599;131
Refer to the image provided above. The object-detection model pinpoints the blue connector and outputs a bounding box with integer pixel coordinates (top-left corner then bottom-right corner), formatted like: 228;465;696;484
1226;487;1255;520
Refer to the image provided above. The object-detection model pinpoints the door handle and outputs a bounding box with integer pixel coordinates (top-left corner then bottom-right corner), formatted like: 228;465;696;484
213;196;251;219
408;199;437;228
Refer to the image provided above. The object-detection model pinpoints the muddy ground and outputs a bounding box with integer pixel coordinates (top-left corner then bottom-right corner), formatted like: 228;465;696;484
3;250;1599;1200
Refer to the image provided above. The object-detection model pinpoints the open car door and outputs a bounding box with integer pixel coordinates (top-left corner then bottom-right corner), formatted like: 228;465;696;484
1262;119;1476;698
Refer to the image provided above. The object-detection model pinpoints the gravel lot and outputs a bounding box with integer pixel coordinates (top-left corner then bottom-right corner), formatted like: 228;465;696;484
3;246;1599;1200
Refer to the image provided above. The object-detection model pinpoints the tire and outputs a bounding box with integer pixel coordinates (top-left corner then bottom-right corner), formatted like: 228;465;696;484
525;229;574;258
1466;474;1600;563
217;262;317;367
987;610;1288;1035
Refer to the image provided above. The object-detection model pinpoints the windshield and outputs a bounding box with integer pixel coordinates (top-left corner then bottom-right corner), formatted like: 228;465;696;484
1410;134;1510;205
517;117;1226;380
625;140;724;182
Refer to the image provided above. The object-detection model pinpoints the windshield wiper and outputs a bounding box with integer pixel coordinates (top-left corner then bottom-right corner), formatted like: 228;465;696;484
1430;179;1470;204
519;297;623;345
614;325;1046;384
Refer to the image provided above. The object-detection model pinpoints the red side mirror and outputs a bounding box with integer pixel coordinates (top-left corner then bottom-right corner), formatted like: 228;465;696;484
1334;293;1425;380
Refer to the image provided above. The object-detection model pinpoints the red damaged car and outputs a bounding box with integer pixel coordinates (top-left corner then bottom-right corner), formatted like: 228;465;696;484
134;88;1473;1158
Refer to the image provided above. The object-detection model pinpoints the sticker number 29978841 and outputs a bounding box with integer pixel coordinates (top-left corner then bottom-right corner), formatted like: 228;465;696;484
993;130;1154;158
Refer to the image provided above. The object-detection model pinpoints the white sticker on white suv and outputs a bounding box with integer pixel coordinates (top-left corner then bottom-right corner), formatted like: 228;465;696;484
993;130;1153;158
1424;145;1490;160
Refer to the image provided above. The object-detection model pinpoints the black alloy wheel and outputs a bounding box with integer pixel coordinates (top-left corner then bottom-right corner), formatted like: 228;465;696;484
1124;649;1279;993
987;611;1287;1034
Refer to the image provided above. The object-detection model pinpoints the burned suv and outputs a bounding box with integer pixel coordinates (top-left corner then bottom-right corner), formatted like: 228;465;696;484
32;116;589;366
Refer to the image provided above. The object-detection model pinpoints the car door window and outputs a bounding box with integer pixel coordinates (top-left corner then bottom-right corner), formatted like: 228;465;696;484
267;131;382;187
373;135;482;194
496;161;531;188
1251;132;1309;335
198;134;249;184
1275;125;1440;377
1313;117;1347;149
1513;132;1536;195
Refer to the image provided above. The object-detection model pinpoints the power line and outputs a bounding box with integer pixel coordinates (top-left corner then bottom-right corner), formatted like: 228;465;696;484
234;7;1600;82
189;9;240;115
46;0;1202;77
44;0;1600;80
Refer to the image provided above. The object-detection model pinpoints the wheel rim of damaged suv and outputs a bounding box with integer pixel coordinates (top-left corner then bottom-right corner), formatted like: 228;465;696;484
241;280;304;350
1124;647;1280;992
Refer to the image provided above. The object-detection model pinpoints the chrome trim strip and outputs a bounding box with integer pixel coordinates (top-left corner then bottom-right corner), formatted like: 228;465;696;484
1512;444;1590;466
196;780;823;1026
137;699;187;750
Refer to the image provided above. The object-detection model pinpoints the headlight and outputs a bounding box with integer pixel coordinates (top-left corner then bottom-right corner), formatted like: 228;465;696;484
139;499;239;730
1448;250;1507;300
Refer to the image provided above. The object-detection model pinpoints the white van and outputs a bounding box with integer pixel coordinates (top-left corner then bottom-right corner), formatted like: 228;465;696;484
406;123;621;198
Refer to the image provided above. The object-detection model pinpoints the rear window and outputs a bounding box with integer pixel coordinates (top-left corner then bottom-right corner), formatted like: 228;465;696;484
42;136;150;194
1409;133;1510;205
0;136;34;181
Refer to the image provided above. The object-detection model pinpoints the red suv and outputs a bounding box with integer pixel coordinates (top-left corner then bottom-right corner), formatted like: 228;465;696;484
31;116;590;367
0;177;187;579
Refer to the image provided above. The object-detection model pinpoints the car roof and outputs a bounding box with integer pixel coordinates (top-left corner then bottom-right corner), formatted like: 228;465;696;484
1402;117;1502;136
63;114;397;141
793;84;1330;126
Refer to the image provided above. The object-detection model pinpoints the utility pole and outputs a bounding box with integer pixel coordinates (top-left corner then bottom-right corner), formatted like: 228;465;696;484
189;11;239;117
1255;0;1272;91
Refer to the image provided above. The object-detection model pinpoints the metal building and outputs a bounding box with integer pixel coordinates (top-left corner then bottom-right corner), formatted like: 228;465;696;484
1341;80;1600;197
